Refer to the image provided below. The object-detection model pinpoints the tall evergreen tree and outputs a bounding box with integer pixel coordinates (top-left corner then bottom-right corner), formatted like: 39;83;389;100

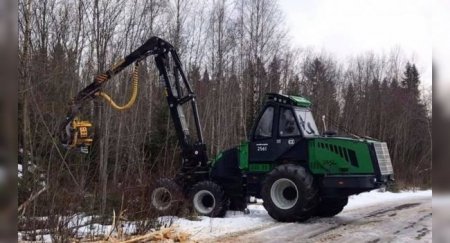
286;74;300;95
189;65;201;85
255;57;267;108
201;68;210;83
302;57;340;131
267;56;281;93
401;62;420;101
368;78;381;136
342;83;356;130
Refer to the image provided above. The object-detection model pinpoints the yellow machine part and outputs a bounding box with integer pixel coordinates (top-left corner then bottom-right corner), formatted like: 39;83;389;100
70;118;93;148
68;63;140;150
95;62;139;110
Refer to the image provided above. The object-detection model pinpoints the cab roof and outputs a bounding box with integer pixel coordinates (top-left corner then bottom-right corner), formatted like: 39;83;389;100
265;93;312;108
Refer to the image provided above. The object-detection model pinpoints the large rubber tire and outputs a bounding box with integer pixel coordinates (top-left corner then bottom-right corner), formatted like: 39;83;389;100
261;164;319;222
189;181;229;217
315;197;348;217
150;178;184;215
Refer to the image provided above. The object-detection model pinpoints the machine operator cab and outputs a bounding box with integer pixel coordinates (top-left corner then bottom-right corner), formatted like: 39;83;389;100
249;93;319;165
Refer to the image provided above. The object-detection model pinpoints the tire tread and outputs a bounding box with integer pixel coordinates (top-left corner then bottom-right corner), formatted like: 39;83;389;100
189;180;229;217
261;164;319;222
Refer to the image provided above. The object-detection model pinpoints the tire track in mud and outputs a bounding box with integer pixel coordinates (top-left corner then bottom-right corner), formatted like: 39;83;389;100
303;199;431;243
215;197;431;243
393;212;432;238
364;202;421;218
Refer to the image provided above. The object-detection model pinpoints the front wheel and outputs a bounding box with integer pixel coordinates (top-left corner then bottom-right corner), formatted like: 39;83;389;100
189;180;229;217
261;164;318;222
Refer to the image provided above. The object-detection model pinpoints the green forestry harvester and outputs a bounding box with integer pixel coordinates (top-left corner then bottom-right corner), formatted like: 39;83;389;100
59;37;394;222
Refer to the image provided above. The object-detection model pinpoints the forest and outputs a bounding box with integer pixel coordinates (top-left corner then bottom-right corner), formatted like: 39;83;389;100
18;0;431;233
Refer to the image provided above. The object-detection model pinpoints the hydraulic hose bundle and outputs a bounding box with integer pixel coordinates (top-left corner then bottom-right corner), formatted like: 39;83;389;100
62;63;140;153
95;62;139;111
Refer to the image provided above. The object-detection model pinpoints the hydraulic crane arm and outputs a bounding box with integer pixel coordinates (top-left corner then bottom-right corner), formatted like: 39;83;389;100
59;36;208;168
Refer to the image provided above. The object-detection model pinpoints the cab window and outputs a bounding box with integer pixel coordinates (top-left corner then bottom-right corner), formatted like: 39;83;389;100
254;106;274;139
279;107;300;137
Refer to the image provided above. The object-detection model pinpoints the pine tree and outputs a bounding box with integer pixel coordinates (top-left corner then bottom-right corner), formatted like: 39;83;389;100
302;57;340;131
379;78;390;138
201;68;210;83
243;61;257;134
255;57;267;107
303;58;325;100
401;62;420;101
267;56;281;93
342;83;356;130
286;74;300;95
368;78;381;137
189;65;201;85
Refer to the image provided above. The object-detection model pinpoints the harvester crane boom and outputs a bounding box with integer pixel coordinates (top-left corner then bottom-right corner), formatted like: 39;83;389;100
59;36;208;170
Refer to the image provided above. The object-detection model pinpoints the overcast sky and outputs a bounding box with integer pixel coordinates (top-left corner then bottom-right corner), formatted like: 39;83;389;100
278;0;432;88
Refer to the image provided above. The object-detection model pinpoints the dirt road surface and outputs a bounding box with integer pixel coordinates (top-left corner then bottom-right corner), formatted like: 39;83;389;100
216;196;431;243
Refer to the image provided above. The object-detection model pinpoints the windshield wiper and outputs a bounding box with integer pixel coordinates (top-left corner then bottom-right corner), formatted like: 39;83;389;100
298;116;306;129
306;122;315;134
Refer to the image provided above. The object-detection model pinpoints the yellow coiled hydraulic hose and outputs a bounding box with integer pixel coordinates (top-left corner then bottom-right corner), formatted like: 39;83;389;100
96;62;139;110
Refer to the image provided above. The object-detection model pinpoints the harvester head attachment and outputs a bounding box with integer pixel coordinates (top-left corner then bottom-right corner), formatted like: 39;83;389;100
60;117;93;154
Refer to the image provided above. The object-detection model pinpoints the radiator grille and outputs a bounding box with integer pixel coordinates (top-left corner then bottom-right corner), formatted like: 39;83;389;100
373;142;394;175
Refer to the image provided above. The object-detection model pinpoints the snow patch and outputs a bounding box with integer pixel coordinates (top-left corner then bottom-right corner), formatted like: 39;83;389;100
345;189;432;210
165;204;274;240
18;214;139;242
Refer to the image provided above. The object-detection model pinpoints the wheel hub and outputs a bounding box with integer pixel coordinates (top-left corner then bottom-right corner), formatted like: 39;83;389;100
270;178;299;210
193;190;216;214
151;187;172;211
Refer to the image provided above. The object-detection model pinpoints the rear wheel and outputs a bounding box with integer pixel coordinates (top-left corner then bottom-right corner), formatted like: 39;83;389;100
315;197;348;217
261;164;318;222
150;178;184;215
189;180;229;217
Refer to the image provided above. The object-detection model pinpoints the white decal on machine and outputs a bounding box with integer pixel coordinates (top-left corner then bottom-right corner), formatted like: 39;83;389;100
256;143;268;152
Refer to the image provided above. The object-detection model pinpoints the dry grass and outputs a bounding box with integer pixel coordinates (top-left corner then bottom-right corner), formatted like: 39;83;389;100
74;227;194;243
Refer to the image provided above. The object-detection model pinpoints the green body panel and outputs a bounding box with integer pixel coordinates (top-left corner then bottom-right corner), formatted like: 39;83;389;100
210;141;249;169
214;137;375;175
239;141;249;170
288;95;312;107
249;163;273;172
308;137;375;174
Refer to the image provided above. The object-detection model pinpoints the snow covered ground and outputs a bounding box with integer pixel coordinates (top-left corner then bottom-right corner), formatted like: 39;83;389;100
170;189;432;241
18;189;431;242
18;214;138;242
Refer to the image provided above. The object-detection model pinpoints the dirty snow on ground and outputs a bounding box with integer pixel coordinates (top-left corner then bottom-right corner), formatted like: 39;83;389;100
18;214;137;242
18;189;431;242
161;204;275;240
169;189;432;241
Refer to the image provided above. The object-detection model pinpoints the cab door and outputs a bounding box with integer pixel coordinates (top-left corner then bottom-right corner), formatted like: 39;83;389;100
249;105;304;166
249;106;277;163
273;106;304;161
